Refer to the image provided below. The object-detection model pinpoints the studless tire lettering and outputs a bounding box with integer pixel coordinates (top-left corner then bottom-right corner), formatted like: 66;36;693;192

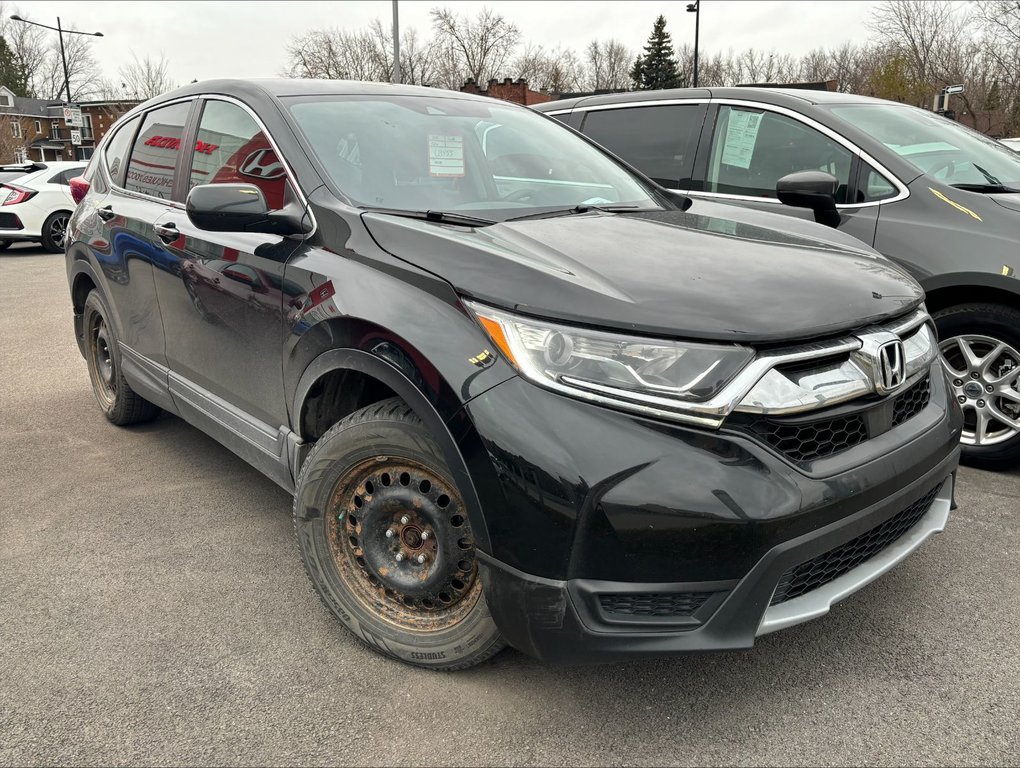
411;651;447;660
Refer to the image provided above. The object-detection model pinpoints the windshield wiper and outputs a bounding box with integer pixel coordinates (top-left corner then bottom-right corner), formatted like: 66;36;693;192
506;203;647;223
362;207;496;227
950;183;1020;194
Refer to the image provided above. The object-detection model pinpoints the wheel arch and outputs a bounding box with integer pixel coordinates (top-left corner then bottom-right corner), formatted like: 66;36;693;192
921;272;1020;317
291;347;492;553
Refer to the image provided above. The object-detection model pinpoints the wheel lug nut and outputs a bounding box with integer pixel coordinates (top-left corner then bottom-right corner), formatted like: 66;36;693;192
395;552;404;562
400;515;410;525
954;379;963;386
958;395;966;403
971;372;980;378
421;531;429;540
977;399;985;407
385;528;395;538
986;385;993;393
416;554;426;564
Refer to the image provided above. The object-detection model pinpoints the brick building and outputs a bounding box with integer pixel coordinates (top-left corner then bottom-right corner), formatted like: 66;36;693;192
460;78;552;106
0;86;139;164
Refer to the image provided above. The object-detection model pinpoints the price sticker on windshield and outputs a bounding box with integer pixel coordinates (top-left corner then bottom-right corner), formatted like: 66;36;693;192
429;134;465;177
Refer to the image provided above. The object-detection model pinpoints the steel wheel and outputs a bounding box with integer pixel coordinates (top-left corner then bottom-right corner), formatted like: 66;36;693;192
940;333;1020;446
87;313;117;409
326;457;481;632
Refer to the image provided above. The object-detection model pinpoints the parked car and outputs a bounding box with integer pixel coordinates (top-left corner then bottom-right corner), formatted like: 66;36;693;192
0;160;87;252
66;80;960;670
0;161;47;184
535;88;1020;468
1001;138;1020;153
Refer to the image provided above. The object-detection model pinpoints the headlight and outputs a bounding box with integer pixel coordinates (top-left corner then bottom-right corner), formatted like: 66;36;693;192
466;301;754;417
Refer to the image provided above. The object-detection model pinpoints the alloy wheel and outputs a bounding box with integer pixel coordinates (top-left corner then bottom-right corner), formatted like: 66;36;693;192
940;334;1020;446
49;215;69;249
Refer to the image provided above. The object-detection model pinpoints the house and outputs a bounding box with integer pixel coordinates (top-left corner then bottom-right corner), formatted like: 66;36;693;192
0;86;139;164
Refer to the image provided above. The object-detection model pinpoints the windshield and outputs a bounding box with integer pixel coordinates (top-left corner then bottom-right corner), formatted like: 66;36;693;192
828;104;1020;191
286;95;661;220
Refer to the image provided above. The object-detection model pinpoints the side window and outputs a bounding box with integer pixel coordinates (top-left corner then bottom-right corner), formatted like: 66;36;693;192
190;100;287;210
49;168;85;185
581;104;705;188
125;101;192;199
856;161;898;203
102;116;139;187
706;106;853;203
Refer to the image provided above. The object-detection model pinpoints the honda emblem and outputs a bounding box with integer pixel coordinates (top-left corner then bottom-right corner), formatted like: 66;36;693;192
877;340;905;393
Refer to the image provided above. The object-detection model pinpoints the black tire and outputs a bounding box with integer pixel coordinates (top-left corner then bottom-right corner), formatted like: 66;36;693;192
82;290;161;426
0;240;11;251
293;397;506;671
40;210;71;253
933;302;1020;469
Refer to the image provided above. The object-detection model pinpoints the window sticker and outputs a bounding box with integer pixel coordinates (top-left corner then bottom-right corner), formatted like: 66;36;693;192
721;110;763;169
429;134;465;177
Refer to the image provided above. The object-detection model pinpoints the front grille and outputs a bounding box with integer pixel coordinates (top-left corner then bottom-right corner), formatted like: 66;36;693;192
737;375;931;464
0;212;23;230
747;414;868;462
770;482;942;605
598;592;712;618
892;375;931;426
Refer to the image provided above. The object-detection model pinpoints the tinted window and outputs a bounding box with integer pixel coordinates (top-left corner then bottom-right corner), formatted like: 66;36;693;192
125;101;192;200
856;161;897;203
48;168;86;186
190;100;287;210
706;106;852;202
288;95;658;220
103;116;139;187
582;104;705;188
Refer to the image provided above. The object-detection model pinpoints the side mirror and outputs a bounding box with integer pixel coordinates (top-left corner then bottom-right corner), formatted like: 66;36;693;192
776;171;841;228
186;183;311;237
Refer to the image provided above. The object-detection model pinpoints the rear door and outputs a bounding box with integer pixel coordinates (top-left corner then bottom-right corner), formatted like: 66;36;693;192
691;103;880;245
577;102;708;191
151;96;304;434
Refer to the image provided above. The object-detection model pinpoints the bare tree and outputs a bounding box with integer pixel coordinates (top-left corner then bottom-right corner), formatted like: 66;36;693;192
584;39;632;91
284;28;385;81
512;44;584;92
0;4;46;96
430;7;520;85
0;114;27;162
37;32;103;100
366;18;442;86
119;53;177;100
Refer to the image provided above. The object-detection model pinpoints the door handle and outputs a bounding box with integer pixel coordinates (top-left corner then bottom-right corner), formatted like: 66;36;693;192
96;206;115;221
153;222;179;244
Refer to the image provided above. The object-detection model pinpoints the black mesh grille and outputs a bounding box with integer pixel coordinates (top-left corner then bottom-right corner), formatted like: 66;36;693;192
892;376;931;426
598;592;712;617
746;414;868;462
739;375;932;464
770;483;942;605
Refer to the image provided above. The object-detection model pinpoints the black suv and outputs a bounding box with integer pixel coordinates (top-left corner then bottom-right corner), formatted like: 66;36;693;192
66;80;961;670
535;88;1020;468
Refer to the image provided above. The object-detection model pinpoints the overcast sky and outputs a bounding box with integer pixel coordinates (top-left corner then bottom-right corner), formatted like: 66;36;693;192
19;1;885;88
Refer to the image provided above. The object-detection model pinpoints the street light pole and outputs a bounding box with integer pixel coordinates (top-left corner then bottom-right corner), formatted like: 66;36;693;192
56;17;72;105
686;1;700;89
9;14;103;105
391;0;400;84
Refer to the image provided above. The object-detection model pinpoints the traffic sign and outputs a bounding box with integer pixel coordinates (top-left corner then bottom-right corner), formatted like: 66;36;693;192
62;105;83;127
945;84;965;94
70;130;82;146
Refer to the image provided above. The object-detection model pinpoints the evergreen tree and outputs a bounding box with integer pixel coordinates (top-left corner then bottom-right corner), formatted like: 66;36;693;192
631;15;681;90
0;37;30;97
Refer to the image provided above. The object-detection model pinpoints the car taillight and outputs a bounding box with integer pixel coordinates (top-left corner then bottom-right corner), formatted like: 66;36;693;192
69;176;90;205
0;184;36;206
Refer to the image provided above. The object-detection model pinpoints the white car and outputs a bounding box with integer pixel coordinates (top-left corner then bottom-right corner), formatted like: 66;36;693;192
0;161;88;253
1000;137;1020;153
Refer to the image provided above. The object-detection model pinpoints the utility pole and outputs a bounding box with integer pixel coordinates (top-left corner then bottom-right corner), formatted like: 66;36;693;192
56;18;71;104
392;0;400;84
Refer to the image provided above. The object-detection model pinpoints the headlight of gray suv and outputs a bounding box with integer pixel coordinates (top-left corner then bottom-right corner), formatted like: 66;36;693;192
466;301;755;418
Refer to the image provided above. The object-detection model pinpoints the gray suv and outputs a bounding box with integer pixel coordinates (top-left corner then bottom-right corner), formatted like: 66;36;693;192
535;87;1020;468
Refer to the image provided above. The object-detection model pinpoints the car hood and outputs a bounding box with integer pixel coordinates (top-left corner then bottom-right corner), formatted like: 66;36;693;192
362;208;922;344
990;193;1020;214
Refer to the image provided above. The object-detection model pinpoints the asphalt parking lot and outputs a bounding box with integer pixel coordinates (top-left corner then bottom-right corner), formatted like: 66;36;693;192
1;244;1018;767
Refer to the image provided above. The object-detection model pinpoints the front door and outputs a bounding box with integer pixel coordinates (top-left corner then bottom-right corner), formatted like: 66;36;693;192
151;98;304;432
693;104;880;246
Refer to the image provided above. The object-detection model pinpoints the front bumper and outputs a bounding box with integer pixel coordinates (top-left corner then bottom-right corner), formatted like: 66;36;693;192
458;362;962;663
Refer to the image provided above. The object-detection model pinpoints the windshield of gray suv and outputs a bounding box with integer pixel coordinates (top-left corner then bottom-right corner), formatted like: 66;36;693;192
286;95;662;220
829;103;1020;192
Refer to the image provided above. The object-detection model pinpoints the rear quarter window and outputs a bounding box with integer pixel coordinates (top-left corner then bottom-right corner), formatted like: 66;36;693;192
102;116;140;188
